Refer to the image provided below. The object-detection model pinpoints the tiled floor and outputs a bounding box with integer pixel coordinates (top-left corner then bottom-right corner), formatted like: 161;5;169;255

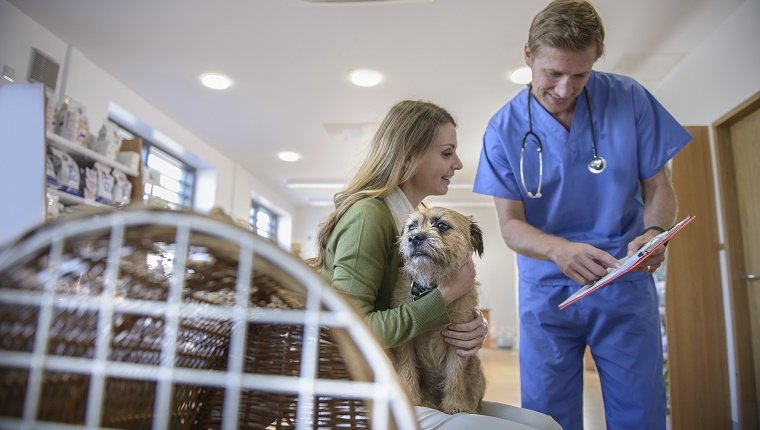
480;347;606;430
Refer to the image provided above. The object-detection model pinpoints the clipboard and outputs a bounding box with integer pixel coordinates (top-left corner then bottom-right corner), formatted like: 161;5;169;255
558;215;696;310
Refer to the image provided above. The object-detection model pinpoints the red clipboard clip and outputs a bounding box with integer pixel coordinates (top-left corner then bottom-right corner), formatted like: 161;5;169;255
558;215;696;310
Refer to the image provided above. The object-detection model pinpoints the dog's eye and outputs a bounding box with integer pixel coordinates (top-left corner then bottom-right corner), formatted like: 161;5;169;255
406;223;417;232
434;221;450;232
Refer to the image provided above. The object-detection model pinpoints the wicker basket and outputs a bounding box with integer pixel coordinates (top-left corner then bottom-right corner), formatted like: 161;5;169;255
0;209;416;429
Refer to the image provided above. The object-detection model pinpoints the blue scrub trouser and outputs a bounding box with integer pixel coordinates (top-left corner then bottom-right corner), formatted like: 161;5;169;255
518;278;666;430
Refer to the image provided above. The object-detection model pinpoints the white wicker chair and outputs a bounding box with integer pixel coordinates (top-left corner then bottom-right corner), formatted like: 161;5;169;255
0;209;417;429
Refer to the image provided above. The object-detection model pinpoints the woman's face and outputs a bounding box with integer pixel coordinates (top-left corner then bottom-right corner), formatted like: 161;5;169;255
401;122;462;204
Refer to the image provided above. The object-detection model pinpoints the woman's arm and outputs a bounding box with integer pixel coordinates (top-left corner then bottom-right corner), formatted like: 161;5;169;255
326;200;451;348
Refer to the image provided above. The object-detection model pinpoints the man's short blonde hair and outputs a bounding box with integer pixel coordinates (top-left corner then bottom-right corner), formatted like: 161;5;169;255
528;0;605;59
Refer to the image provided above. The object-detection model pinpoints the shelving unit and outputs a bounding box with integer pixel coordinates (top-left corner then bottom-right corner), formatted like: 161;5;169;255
43;105;143;215
46;131;138;176
0;83;142;247
47;187;112;209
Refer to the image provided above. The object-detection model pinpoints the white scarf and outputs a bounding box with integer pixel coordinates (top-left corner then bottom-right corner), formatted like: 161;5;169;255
383;187;415;234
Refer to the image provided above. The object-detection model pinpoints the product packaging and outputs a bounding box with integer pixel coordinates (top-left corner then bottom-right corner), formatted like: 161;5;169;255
81;166;98;201
90;121;123;160
117;151;141;171
46;153;58;186
50;147;81;196
44;88;58;133
112;170;133;206
94;162;115;205
54;98;89;145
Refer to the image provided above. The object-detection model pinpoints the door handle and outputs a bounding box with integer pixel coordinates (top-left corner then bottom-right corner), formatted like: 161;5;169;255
740;274;759;281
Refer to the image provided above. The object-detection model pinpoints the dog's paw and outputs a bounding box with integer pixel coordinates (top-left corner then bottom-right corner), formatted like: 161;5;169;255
444;407;475;415
441;400;479;415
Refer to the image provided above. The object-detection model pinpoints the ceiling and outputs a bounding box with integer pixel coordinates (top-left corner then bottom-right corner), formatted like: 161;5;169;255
11;0;743;208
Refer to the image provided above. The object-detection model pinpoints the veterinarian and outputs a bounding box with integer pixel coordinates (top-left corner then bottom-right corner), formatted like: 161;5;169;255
313;99;561;429
473;1;691;429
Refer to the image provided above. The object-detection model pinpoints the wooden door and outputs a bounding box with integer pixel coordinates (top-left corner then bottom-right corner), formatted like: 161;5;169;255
715;91;760;430
666;126;730;429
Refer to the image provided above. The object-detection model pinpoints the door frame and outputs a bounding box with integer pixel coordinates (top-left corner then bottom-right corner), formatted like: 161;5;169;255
713;90;760;430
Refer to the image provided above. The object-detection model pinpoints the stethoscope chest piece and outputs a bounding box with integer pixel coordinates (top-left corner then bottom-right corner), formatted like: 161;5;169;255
588;156;606;174
520;85;606;198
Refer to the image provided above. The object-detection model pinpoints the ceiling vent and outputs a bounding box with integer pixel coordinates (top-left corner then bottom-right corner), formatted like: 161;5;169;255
27;48;59;91
300;0;433;4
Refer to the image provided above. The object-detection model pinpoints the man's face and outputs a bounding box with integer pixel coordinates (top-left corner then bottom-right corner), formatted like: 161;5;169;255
525;44;597;119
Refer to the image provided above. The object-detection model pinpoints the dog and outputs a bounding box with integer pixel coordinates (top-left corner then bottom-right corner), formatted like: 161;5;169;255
390;206;486;414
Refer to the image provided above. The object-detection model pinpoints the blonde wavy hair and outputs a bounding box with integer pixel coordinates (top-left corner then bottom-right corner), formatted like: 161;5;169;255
310;100;456;268
528;0;606;59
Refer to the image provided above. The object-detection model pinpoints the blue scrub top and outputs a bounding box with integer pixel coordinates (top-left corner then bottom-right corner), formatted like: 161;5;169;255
474;71;691;285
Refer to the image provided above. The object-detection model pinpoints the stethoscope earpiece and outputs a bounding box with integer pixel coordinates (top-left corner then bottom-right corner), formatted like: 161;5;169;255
520;85;605;198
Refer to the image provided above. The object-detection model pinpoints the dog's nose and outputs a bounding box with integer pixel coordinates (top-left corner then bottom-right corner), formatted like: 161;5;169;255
409;233;426;246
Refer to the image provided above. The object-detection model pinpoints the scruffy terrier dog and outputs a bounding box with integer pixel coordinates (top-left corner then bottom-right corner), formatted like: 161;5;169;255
391;206;486;414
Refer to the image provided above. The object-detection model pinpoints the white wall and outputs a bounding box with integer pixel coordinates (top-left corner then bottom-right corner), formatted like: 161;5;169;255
654;0;760;124
231;164;295;249
0;0;294;239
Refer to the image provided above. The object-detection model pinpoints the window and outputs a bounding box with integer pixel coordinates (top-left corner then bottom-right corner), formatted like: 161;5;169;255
250;202;278;241
141;142;195;209
110;121;195;209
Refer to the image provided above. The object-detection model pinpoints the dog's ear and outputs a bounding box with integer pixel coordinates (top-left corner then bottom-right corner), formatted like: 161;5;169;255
469;218;484;257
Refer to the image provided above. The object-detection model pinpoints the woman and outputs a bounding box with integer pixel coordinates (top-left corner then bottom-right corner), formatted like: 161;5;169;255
313;100;561;430
312;99;481;353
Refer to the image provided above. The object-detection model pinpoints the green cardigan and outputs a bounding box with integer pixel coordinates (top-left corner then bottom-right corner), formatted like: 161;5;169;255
320;198;450;348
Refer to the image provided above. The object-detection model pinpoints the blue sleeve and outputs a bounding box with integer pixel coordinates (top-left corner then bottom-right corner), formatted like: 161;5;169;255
633;84;692;179
473;121;523;200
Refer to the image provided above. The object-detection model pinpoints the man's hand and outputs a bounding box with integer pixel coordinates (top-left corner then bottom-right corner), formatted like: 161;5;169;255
550;241;620;285
628;229;666;273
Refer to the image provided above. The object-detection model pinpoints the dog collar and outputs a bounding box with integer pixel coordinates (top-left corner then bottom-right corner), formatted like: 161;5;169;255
410;281;437;301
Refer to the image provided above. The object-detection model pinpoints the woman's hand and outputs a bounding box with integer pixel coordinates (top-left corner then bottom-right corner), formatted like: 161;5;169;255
437;259;476;306
441;308;488;357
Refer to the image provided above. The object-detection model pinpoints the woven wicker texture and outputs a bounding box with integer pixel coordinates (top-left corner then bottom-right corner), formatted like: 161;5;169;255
0;209;416;430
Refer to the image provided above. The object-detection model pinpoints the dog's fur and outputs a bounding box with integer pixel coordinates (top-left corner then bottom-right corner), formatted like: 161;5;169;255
390;206;486;414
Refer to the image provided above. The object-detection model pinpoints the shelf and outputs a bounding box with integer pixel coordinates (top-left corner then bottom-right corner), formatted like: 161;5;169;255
47;187;113;209
46;131;139;176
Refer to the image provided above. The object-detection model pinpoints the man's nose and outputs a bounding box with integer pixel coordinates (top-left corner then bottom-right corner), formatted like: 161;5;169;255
555;77;572;98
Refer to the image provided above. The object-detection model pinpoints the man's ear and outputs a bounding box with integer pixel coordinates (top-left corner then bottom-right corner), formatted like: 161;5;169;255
524;44;532;66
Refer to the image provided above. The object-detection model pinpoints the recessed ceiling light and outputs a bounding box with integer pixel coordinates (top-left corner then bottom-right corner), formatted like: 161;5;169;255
199;72;233;90
278;151;301;162
508;66;532;85
348;69;384;87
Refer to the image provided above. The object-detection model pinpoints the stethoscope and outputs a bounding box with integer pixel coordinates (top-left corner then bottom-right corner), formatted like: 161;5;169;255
520;85;606;199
